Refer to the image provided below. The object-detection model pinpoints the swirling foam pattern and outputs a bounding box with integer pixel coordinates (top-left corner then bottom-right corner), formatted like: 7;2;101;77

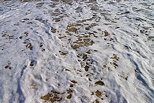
0;0;154;103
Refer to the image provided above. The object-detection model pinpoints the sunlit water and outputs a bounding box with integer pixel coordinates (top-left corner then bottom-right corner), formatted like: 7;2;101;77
0;0;154;103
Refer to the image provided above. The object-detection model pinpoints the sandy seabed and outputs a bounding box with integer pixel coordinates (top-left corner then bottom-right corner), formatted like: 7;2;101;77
0;0;154;103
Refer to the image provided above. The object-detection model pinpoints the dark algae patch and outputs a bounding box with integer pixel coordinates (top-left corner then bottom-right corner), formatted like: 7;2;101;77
66;94;72;99
59;51;68;55
84;65;89;71
41;88;74;102
4;61;12;70
95;81;105;86
51;28;57;33
104;31;110;36
29;60;37;66
40;91;63;102
67;27;78;33
94;99;100;103
26;43;33;50
95;90;102;97
71;80;77;84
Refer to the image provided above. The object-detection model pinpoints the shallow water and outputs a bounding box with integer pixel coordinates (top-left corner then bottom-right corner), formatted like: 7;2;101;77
0;0;154;103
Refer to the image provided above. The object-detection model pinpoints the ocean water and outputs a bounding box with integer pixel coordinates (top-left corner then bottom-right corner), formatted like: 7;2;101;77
0;0;154;103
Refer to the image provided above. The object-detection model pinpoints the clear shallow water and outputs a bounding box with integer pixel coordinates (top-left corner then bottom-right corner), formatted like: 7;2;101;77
0;0;154;103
